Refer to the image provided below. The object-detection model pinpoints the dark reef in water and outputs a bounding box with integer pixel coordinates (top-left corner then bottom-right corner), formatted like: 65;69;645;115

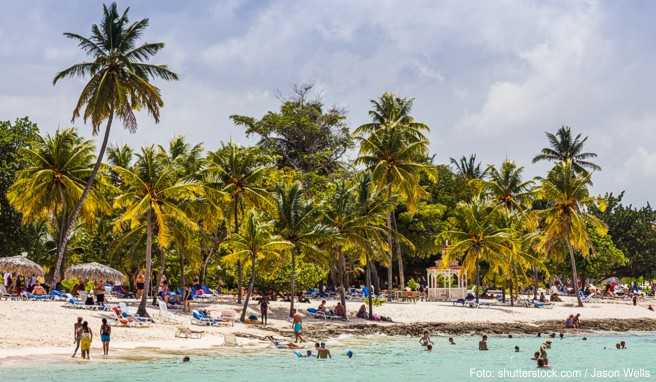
272;318;656;339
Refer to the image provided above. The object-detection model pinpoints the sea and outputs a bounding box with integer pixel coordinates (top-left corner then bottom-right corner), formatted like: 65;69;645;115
2;333;654;381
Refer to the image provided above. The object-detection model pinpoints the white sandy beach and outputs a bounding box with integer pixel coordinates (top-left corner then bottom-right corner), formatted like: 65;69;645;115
1;296;654;365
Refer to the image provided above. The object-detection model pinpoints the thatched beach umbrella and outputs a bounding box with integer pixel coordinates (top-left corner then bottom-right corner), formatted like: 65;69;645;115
65;262;125;283
0;255;45;276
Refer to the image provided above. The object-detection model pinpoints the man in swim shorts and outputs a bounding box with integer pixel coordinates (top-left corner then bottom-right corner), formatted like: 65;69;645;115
291;309;305;343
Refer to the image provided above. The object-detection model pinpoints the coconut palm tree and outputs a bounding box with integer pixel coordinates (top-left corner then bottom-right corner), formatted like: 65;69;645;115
450;154;488;180
355;92;431;289
112;146;202;316
323;173;392;318
205;143;271;303
51;2;178;285
438;196;514;304
486;160;534;211
227;211;292;322
273;182;324;316
7;129;101;281
532;126;601;174
536;160;606;307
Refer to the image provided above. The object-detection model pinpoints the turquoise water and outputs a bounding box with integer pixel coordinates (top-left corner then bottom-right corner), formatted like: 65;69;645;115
2;334;655;381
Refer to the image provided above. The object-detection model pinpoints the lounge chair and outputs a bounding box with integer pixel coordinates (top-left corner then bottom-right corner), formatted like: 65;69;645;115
157;299;179;324
306;307;345;320
191;310;231;326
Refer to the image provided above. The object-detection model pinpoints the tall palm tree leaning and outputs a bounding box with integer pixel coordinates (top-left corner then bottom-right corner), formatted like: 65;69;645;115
355;92;431;289
113;147;202;317
536;160;606;307
51;2;178;287
8;129;101;273
273;182;323;317
228;211;292;322
205;143;271;303
532;126;601;174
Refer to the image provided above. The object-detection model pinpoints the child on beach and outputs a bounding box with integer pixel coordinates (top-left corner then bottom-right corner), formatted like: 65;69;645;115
100;318;111;356
80;321;93;360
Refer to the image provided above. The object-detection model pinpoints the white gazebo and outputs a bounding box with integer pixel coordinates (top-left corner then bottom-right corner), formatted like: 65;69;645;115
426;260;467;301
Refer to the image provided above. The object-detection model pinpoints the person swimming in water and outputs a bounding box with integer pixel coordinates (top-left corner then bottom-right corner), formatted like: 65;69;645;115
448;337;455;345
419;331;432;347
559;332;564;339
317;342;331;359
478;335;488;351
514;346;519;352
346;350;353;359
182;356;190;362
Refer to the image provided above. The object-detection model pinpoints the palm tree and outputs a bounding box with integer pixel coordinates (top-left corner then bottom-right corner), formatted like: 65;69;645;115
273;182;324;316
205;143;271;303
438;196;514;304
450;154;488;180
7;129;101;282
355;92;431;289
487;160;534;210
536;160;606;307
227;211;292;322
51;2;178;285
113;146;202;316
323;174;391;318
532;126;601;174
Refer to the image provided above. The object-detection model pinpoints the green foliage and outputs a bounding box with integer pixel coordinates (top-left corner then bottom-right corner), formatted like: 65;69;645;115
231;85;353;174
0;118;48;258
256;259;327;296
407;277;419;291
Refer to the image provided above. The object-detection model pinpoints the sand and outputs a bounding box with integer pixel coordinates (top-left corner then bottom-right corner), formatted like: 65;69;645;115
1;295;654;365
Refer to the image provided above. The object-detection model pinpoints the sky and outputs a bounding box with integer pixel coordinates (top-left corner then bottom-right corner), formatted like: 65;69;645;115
1;0;655;206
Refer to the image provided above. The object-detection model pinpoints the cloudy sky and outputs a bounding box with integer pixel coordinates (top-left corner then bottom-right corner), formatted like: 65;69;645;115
1;1;655;205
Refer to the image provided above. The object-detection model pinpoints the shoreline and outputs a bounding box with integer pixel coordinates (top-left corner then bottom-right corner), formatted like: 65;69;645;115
3;318;656;369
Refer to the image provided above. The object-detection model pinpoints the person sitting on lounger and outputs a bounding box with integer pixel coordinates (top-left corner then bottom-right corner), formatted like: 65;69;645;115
32;283;47;295
356;304;368;319
334;302;346;318
318;300;327;313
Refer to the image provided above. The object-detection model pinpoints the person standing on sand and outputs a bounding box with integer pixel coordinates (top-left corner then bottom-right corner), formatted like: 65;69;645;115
291;309;305;343
135;271;145;300
80;321;93;360
71;317;83;358
259;296;269;326
182;284;192;313
100;318;111;357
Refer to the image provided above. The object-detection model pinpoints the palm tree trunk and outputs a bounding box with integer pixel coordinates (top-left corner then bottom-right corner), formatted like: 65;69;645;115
154;246;165;306
475;260;481;304
338;249;347;317
52;111;114;288
366;255;373;320
391;212;405;288
179;251;186;289
509;279;514;307
234;199;242;304
533;266;538;300
568;243;583;307
386;212;394;292
240;252;257;322
289;247;297;317
137;210;153;317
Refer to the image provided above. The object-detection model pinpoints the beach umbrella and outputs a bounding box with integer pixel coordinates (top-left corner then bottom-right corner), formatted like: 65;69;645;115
0;255;44;276
65;262;125;283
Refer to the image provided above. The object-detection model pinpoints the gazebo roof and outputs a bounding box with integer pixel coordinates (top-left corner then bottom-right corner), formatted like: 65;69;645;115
427;259;462;272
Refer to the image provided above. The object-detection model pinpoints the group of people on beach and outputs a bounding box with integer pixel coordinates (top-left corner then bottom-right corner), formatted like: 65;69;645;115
71;316;111;360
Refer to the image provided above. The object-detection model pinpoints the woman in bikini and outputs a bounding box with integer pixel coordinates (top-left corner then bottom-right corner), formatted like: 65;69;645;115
100;318;111;356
